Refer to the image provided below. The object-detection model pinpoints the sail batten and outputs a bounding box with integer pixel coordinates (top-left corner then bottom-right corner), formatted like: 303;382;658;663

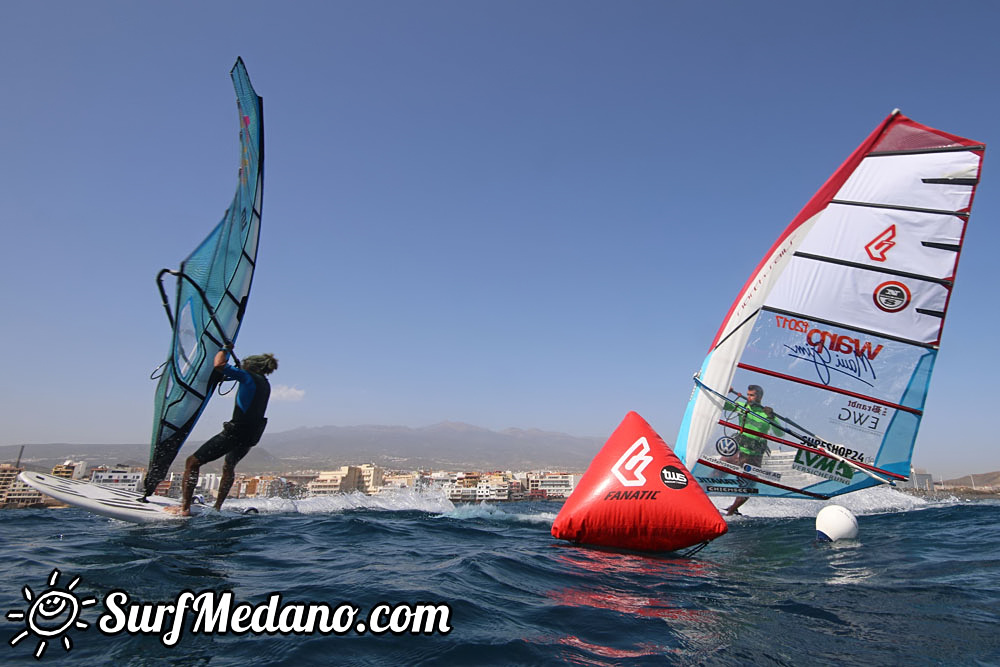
713;420;912;479
870;145;985;157
830;199;971;217
143;59;264;497
793;252;955;286
734;363;924;415
762;306;938;349
696;459;832;499
676;112;984;500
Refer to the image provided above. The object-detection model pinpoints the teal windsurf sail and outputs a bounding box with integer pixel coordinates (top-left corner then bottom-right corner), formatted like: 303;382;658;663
143;58;264;497
674;111;984;500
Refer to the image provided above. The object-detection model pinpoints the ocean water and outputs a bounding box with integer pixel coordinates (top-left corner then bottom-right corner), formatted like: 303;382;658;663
2;488;998;666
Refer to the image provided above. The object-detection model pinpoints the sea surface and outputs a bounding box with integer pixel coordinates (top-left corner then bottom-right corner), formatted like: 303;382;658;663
2;488;998;666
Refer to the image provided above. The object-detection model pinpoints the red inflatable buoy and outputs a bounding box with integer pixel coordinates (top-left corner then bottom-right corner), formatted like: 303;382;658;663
551;411;727;552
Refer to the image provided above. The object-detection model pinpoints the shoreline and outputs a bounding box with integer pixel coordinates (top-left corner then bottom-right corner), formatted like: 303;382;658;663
898;488;1000;501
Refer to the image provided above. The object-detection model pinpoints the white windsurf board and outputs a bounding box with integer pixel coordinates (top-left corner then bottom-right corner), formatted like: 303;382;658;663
18;471;203;523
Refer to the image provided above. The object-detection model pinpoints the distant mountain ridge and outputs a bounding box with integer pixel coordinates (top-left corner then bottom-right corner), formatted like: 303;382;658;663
1;422;604;475
943;471;1000;488
257;421;603;471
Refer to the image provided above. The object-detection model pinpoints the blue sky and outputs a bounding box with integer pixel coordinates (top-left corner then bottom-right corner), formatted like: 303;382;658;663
1;1;997;479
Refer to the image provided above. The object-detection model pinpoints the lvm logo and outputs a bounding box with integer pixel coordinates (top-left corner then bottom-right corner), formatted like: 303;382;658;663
793;449;855;485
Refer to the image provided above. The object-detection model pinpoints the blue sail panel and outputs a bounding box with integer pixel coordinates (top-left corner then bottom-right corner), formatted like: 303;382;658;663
689;313;935;498
144;59;263;495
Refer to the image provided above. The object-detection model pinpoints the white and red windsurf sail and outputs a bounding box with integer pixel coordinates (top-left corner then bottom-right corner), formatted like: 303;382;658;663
673;111;984;500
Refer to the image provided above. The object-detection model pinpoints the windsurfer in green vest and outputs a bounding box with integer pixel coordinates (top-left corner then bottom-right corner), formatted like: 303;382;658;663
722;384;783;516
165;347;277;516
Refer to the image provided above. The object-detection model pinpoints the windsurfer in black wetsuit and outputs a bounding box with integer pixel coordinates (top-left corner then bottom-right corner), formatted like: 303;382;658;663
165;348;277;516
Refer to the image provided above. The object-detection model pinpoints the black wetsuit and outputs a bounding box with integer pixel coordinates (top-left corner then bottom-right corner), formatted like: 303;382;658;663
192;364;270;466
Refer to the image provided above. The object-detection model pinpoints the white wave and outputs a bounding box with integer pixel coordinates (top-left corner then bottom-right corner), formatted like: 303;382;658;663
222;489;455;515
714;485;970;521
441;501;558;525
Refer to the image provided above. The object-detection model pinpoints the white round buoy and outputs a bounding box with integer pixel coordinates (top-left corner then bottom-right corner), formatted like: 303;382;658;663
815;504;858;542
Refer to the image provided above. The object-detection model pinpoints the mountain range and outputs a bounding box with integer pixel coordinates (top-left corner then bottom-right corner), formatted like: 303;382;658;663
942;470;1000;488
1;422;604;476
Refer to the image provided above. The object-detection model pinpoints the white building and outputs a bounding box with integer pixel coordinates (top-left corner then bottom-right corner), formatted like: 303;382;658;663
1;464;45;506
308;467;361;495
476;479;511;501
358;464;385;494
197;473;221;496
423;471;459;491
444;484;479;502
52;460;88;480
526;472;578;499
91;466;144;493
380;471;417;490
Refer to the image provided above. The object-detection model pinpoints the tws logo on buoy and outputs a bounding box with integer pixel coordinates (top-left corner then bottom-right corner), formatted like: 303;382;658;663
6;568;97;659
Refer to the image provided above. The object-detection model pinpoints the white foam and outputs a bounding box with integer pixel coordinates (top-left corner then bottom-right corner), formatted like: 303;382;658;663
441;501;559;525
715;486;958;520
222;489;455;515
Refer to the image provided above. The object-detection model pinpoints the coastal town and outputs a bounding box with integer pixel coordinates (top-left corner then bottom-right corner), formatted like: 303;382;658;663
0;459;583;509
2;457;997;511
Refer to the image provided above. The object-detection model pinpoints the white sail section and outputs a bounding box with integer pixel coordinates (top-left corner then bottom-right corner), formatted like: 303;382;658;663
674;112;984;500
796;207;964;279
765;257;949;344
